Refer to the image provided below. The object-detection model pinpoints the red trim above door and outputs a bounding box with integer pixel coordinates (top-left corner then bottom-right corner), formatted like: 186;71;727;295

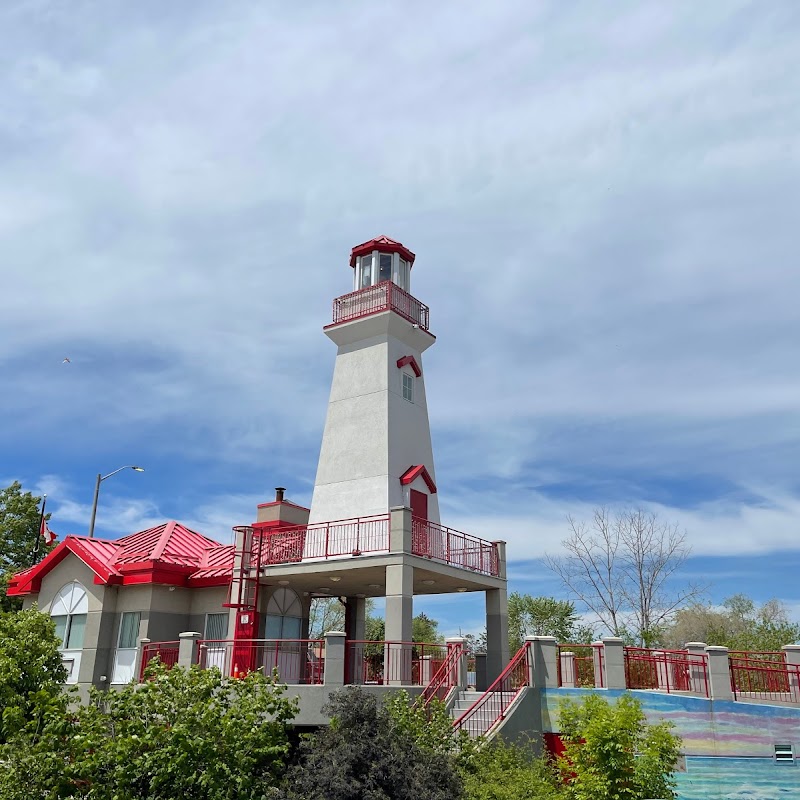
400;464;437;494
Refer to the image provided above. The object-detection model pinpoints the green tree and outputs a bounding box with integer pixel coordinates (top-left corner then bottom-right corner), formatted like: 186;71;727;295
413;611;443;643
0;481;50;611
556;693;681;800
0;661;297;800
662;594;800;651
0;607;67;744
508;593;594;652
282;686;462;800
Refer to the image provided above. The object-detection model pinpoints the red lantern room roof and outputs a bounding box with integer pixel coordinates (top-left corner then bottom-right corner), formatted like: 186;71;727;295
350;235;416;268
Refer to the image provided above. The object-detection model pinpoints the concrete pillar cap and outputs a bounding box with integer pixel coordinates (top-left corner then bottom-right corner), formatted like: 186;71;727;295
781;644;800;651
601;637;625;643
684;642;708;648
389;505;411;512
324;630;346;638
179;631;202;638
705;645;729;652
526;635;558;642
445;636;467;644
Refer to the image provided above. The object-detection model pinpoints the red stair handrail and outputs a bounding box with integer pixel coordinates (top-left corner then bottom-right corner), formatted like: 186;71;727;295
419;642;463;708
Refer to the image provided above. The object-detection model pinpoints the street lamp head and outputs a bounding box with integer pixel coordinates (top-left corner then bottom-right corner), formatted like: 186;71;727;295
131;466;145;472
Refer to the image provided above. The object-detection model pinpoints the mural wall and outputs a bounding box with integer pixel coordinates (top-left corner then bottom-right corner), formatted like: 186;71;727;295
540;688;800;800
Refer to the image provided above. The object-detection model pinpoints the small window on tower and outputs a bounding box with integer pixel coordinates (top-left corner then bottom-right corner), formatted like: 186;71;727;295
379;253;393;282
402;372;414;403
360;255;373;288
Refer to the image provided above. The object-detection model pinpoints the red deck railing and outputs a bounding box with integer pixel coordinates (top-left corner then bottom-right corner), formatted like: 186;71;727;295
419;641;463;708
345;641;447;685
557;643;603;688
235;515;391;566
197;639;325;684
453;642;530;738
411;517;500;577
729;652;796;700
139;641;180;680
329;281;430;330
623;647;709;697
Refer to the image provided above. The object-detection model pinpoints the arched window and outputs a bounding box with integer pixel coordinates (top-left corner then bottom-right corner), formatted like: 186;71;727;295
265;587;303;639
50;582;88;650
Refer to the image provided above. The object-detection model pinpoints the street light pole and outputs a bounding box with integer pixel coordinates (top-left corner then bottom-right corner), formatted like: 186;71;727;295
88;465;145;538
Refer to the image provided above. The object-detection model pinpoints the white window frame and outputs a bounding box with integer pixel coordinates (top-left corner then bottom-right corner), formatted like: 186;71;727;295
402;371;414;403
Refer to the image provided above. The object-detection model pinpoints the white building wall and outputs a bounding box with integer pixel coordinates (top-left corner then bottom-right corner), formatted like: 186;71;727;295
309;310;439;532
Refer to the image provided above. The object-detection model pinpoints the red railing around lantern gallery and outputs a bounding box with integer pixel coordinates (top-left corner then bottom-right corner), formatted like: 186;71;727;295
345;641;447;686
453;642;531;739
557;643;604;688
139;641;181;681
411;517;500;577
329;281;431;331
237;515;391;566
197;639;325;684
419;641;463;708
623;647;709;697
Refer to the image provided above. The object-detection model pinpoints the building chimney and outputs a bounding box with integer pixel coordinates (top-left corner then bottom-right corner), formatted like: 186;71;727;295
275;487;286;503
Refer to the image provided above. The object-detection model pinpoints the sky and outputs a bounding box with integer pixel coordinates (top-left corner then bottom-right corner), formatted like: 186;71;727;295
2;1;799;638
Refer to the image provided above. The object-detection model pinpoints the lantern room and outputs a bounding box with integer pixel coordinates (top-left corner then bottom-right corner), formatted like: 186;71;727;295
350;235;416;293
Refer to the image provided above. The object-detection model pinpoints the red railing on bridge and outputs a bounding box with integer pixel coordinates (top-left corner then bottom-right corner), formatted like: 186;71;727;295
419;641;463;708
411;517;500;577
624;647;709;697
345;641;446;685
329;281;430;330
729;652;796;700
557;643;603;688
453;642;530;738
139;641;180;681
197;638;325;684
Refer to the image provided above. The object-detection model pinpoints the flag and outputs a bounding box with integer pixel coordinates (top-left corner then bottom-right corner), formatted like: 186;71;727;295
40;516;57;546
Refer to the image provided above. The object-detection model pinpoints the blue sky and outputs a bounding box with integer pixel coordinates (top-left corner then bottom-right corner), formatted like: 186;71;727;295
2;1;799;638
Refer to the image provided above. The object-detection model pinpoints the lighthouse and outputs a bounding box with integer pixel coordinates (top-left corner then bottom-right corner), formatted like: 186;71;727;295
309;235;440;527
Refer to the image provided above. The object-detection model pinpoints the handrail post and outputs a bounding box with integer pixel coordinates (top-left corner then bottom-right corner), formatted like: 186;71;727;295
178;632;202;668
705;645;733;700
527;636;559;688
602;638;626;689
446;637;468;690
323;631;346;687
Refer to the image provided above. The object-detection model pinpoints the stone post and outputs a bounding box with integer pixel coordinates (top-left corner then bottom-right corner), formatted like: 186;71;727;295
592;641;605;687
654;651;670;690
446;636;469;690
385;563;413;685
475;653;488;691
705;645;733;701
323;631;346;687
528;635;559;689
782;645;800;696
389;506;412;554
602;637;626;689
486;587;509;683
178;632;201;668
559;650;576;688
136;637;151;682
493;540;507;579
685;642;709;696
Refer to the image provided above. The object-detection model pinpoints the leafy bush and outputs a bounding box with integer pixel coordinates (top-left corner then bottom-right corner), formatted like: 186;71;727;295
556;693;681;800
0;661;297;800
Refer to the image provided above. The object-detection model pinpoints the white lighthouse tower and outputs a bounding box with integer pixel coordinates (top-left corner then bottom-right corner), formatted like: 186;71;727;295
309;235;439;526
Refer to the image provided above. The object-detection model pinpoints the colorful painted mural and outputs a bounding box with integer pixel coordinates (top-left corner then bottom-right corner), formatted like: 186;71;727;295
540;688;800;799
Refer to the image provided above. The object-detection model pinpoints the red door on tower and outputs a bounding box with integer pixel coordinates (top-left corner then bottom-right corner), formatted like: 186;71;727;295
410;489;429;556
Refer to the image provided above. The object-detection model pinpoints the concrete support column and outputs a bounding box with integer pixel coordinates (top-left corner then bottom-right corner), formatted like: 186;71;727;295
493;540;507;579
592;641;605;687
446;636;469;690
389;506;412;554
559;650;576;688
602;637;626;689
705;645;733;701
782;645;800;696
486;587;509;683
344;595;367;641
385;562;413;685
178;632;201;669
528;635;559;689
323;631;346;687
685;642;709;695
